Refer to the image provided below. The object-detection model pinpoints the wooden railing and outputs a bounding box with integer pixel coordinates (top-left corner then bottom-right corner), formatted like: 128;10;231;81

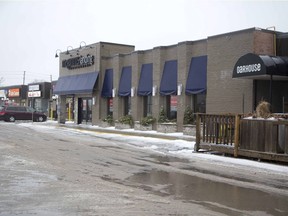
195;113;241;157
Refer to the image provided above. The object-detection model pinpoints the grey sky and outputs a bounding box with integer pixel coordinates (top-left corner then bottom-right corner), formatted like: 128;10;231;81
0;0;287;86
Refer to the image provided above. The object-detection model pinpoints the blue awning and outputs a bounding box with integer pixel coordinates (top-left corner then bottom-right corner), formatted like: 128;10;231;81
101;69;113;98
137;63;153;96
54;71;99;95
160;60;177;95
185;56;207;95
118;66;132;97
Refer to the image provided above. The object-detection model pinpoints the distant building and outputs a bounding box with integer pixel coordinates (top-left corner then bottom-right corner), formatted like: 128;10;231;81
0;85;28;106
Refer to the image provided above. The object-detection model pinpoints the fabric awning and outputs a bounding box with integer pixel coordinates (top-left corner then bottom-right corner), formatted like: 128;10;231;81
137;63;153;96
101;69;113;98
233;53;288;79
118;66;132;97
54;71;99;95
185;56;207;94
160;60;177;96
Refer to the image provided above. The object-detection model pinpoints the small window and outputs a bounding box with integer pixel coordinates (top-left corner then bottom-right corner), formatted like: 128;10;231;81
27;107;35;112
7;107;17;111
19;107;27;112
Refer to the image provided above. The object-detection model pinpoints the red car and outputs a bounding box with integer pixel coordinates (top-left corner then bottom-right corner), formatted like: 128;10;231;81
0;106;47;122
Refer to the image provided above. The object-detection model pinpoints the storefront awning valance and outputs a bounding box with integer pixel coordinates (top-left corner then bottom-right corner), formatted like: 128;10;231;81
54;71;99;95
160;60;177;96
185;55;207;95
137;63;153;96
118;66;132;97
233;53;288;79
101;69;113;98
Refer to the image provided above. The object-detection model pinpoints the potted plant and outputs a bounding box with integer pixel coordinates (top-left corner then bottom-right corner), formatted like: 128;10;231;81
135;115;156;131
183;106;196;136
100;114;114;127
157;106;177;133
115;114;133;129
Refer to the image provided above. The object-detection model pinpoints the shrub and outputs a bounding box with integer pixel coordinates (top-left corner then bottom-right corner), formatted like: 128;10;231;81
256;100;271;118
102;114;113;124
158;107;169;123
140;116;156;126
118;115;133;126
183;106;195;125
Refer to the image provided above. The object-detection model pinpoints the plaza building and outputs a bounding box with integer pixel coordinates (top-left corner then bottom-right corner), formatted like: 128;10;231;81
54;27;288;131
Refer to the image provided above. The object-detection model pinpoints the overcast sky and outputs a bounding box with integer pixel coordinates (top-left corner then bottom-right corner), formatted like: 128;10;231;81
0;0;287;86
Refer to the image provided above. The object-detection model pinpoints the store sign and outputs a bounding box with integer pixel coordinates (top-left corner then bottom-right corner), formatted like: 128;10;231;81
28;91;41;98
0;90;7;98
62;54;94;70
29;84;40;91
233;53;265;78
236;63;261;74
8;88;20;97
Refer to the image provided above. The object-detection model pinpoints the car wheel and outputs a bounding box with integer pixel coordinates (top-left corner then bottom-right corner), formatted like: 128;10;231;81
38;116;44;122
8;116;15;122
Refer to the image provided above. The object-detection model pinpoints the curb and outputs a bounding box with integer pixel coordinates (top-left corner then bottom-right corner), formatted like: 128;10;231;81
53;123;195;142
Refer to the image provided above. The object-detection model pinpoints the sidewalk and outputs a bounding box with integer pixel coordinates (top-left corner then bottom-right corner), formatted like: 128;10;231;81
45;120;195;142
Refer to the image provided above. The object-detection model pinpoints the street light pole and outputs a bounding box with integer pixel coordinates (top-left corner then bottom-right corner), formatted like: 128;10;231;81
23;71;26;85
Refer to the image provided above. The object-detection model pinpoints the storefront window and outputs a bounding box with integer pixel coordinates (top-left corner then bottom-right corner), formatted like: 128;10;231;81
166;95;177;120
192;93;206;113
143;96;152;117
124;97;131;115
107;98;113;116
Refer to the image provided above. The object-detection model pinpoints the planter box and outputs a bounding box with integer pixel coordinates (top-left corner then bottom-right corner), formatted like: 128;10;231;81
240;119;287;153
114;122;132;130
183;125;196;136
99;121;113;128
134;121;153;131
157;123;177;133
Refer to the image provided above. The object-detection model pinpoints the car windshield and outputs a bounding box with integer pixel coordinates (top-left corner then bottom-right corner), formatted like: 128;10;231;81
26;107;35;112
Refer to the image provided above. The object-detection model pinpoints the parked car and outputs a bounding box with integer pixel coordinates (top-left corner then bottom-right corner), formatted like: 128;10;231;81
0;106;47;122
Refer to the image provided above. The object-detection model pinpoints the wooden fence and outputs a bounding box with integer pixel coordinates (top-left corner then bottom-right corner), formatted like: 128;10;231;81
195;113;288;163
195;114;241;157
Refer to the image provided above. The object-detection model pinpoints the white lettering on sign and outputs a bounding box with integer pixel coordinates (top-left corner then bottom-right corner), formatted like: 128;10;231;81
62;54;94;70
29;85;40;91
237;63;261;74
28;91;41;97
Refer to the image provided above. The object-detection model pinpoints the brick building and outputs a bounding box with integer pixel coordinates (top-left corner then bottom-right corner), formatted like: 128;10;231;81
54;27;288;131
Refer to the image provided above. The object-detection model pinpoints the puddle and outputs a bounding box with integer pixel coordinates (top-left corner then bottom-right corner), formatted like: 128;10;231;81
149;155;190;163
127;169;288;215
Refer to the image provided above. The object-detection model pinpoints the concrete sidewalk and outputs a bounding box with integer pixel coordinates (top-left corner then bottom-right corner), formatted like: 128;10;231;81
45;121;195;142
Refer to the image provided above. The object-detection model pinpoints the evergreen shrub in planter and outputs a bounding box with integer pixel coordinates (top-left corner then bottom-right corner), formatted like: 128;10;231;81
157;107;177;133
100;115;114;127
115;115;133;129
134;116;156;131
183;106;196;135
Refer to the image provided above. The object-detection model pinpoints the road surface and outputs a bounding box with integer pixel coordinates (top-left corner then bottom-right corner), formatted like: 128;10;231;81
0;121;288;216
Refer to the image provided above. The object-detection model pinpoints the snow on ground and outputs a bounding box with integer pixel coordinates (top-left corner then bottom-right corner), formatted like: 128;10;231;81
16;120;288;175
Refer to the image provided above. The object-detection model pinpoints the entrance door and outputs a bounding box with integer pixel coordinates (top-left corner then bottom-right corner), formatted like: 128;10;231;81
78;98;92;124
77;98;83;124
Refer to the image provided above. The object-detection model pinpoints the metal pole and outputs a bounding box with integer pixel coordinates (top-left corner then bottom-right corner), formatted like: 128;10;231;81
283;97;285;113
23;71;26;85
269;75;273;112
242;93;245;113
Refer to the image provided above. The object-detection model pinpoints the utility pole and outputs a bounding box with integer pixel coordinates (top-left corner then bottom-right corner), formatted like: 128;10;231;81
23;71;26;85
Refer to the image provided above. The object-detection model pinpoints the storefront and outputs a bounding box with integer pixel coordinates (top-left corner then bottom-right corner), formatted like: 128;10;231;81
0;85;28;106
233;53;288;112
53;27;288;131
27;82;51;115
